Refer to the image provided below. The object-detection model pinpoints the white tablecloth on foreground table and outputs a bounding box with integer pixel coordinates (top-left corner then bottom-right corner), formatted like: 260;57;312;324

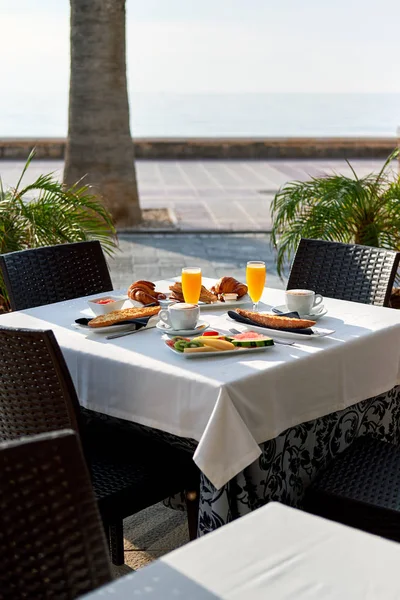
83;502;400;599
1;278;400;490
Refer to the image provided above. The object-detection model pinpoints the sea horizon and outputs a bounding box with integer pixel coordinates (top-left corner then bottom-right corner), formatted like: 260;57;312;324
1;92;400;139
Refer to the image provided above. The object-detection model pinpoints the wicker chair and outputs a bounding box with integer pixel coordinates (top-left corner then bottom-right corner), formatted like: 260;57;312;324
0;240;113;311
304;436;400;543
0;430;112;599
287;238;400;307
0;326;200;565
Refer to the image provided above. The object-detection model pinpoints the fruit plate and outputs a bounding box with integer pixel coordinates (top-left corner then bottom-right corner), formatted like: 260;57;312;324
165;341;273;359
237;322;335;340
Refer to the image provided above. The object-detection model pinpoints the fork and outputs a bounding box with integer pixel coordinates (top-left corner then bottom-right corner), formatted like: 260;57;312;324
229;328;295;346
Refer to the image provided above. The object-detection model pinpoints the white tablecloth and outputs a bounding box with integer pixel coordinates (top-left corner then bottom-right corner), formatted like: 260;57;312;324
1;278;400;489
83;503;400;599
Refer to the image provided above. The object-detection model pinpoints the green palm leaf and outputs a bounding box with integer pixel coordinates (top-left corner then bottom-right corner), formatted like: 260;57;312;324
271;151;400;279
0;149;117;311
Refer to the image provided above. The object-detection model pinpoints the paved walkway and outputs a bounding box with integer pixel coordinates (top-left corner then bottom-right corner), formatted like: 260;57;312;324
108;233;285;291
0;158;388;231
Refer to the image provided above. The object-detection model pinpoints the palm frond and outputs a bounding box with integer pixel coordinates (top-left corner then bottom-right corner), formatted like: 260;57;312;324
271;151;400;278
0;152;118;310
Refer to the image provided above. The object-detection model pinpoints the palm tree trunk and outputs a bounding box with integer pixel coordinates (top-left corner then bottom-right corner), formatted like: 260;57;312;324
64;0;141;226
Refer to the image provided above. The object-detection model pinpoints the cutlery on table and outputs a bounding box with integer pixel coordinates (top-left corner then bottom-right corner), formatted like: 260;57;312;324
106;328;147;340
229;328;295;346
106;315;159;340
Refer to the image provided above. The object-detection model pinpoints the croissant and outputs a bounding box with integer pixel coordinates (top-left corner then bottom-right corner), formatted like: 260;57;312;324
211;277;248;299
168;282;218;304
133;280;156;291
128;280;154;298
128;280;166;305
129;289;158;305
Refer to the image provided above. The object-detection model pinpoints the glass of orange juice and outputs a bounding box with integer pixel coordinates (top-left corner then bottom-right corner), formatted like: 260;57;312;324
246;261;266;311
181;267;202;304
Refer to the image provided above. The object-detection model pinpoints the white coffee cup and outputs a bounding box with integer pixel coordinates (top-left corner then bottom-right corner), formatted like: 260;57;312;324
159;303;200;331
285;289;323;315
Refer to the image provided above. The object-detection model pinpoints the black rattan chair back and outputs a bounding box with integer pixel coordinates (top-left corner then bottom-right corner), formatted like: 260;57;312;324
0;327;82;441
0;430;111;599
0;240;113;311
287;238;400;307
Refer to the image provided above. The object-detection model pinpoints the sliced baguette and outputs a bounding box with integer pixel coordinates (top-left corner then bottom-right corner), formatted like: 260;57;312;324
89;306;160;328
235;309;316;330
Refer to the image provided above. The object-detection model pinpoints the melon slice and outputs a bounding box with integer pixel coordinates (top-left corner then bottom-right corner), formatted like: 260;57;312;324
227;331;274;347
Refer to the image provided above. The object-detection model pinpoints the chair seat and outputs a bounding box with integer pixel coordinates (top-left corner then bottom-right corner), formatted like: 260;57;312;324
86;427;198;521
304;436;400;542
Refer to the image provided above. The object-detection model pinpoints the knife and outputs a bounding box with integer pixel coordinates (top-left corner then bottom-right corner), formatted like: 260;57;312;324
106;316;158;340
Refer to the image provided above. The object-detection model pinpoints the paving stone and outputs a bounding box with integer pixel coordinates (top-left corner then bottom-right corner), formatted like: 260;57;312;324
107;233;286;291
1;158;386;232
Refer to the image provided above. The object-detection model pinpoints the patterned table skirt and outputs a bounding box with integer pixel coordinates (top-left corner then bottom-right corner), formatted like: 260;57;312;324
85;385;400;536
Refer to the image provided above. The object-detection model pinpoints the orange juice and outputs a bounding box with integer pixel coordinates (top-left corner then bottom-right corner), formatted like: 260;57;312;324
246;262;266;304
181;268;202;304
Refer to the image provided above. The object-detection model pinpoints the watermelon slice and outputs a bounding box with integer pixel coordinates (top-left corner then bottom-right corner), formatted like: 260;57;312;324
227;331;274;347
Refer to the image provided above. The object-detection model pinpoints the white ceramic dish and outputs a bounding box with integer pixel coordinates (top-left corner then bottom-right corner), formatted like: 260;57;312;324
236;321;335;340
165;342;273;359
163;294;252;310
88;295;126;316
73;322;137;335
272;304;328;321
156;320;210;337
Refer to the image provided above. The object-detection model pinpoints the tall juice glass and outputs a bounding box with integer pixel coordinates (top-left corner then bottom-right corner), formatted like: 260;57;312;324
181;267;202;304
246;261;266;311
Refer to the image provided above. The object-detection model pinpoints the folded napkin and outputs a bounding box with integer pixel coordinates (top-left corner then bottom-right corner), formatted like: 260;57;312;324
227;310;314;335
75;316;152;330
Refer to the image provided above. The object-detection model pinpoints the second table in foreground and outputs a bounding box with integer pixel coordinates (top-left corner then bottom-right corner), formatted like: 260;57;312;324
83;502;400;599
1;278;399;491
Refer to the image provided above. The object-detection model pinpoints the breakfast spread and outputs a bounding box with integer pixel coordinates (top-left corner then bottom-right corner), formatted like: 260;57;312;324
127;276;248;306
235;309;316;329
166;331;274;354
210;277;248;301
88;306;160;328
128;280;166;305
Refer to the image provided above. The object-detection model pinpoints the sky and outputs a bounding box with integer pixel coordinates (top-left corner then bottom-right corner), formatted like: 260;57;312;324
1;0;400;97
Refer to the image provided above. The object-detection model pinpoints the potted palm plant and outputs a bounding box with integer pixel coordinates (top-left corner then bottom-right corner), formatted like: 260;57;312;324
271;150;400;305
0;150;117;312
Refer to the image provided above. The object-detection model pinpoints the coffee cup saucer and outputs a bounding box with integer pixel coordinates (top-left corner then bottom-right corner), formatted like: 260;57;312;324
272;305;328;321
156;320;210;337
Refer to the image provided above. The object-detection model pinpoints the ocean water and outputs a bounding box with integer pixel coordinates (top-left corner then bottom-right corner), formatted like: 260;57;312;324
1;92;399;138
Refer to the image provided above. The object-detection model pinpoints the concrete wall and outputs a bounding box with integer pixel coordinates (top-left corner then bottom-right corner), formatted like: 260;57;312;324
0;137;397;160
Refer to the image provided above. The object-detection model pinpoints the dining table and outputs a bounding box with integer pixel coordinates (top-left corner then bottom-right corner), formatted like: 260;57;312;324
82;502;400;599
1;277;400;535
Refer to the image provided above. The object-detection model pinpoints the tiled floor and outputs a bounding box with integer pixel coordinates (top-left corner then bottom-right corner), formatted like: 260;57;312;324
0;158;389;231
108;233;286;291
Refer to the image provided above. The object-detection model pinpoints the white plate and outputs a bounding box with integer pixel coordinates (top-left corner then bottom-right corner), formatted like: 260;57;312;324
200;294;252;309
226;317;334;340
156;320;210;337
161;294;252;310
128;288;252;310
272;304;328;321
73;322;138;335
166;342;273;359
